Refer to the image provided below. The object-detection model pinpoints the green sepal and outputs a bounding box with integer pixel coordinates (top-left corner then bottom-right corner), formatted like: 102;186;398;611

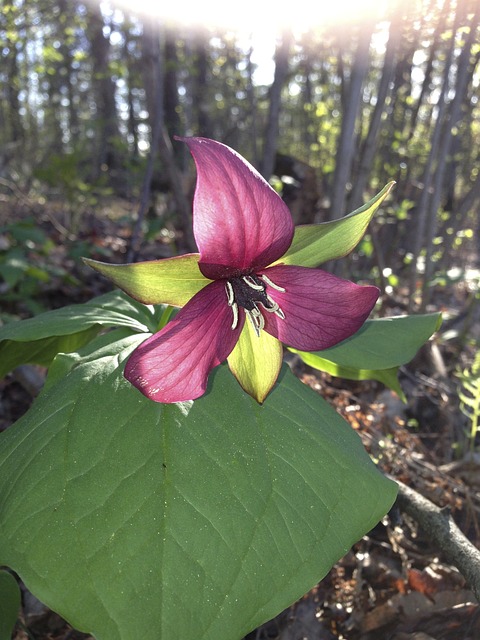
227;321;283;403
278;182;395;267
83;254;210;306
290;313;442;398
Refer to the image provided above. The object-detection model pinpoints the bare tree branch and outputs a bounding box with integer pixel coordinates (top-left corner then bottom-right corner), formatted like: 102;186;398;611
395;479;480;602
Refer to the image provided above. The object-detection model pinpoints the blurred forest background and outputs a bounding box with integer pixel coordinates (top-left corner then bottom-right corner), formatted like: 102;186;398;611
1;0;479;318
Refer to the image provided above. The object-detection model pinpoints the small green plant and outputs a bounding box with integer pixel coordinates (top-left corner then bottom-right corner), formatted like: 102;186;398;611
457;350;480;452
34;151;113;235
0;218;75;316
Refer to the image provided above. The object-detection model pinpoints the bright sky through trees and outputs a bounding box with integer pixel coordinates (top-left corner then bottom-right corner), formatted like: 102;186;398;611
106;0;390;85
111;0;389;32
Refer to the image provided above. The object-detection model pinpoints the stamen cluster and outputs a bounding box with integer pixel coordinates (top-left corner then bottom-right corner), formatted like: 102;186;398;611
225;274;285;337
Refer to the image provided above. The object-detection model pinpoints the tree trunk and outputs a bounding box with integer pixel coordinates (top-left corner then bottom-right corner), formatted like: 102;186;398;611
164;26;182;140
245;44;259;168
128;20;164;262
298;36;315;152
192;27;213;138
58;0;79;141
406;0;451;141
142;19;159;131
421;2;480;309
128;21;194;261
457;172;480;222
123;21;139;158
260;30;293;180
349;6;401;209
3;19;23;145
329;24;374;220
377;13;418;197
407;11;460;311
86;2;119;179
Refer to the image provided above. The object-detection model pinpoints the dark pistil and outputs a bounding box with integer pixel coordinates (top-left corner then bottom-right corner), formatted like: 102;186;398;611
225;273;285;336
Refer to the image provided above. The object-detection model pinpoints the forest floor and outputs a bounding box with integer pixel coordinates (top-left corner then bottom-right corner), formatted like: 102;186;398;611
1;198;479;640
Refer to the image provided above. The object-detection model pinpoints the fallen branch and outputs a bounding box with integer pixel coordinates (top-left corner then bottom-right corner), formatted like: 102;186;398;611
395;479;480;602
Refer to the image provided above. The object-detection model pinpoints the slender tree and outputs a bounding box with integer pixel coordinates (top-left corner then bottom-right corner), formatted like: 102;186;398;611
421;1;480;308
260;30;293;180
123;19;140;158
129;19;194;260
349;5;401;209
58;0;80;142
245;44;259;167
329;23;374;219
86;1;120;178
1;4;24;147
164;25;182;140
408;6;460;310
191;26;213;138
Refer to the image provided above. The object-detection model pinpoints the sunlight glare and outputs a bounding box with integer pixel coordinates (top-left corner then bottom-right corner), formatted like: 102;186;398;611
112;0;388;33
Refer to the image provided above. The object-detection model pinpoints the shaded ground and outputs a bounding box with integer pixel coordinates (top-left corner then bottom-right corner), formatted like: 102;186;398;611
1;198;479;639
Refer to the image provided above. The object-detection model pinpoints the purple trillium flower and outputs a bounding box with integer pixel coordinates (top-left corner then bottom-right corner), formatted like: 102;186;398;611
121;137;379;403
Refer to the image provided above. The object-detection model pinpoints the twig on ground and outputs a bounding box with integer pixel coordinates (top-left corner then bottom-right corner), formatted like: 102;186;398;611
394;479;480;602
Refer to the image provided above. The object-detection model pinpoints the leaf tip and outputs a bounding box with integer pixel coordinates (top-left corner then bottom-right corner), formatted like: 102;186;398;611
82;257;107;272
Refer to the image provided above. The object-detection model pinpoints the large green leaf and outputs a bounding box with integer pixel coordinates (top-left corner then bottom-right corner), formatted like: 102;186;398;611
0;334;396;640
0;570;20;640
0;290;157;378
291;313;442;397
279;182;395;267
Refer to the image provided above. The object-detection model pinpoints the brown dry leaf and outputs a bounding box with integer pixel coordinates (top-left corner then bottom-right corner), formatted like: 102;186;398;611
407;568;441;596
395;602;479;639
360;591;432;634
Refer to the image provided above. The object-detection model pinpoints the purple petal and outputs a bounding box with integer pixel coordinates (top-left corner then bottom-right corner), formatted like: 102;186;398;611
259;265;379;351
124;280;243;403
179;137;294;280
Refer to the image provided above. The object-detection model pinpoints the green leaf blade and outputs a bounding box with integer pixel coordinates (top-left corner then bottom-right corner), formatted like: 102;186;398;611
0;570;20;640
0;336;396;640
0;327;100;378
291;313;441;397
0;290;155;377
296;351;405;399
315;313;442;370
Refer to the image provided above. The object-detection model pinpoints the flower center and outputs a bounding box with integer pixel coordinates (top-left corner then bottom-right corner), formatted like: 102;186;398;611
225;273;285;337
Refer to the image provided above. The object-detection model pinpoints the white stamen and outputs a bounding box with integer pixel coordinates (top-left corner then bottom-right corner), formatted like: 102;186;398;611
225;281;234;305
266;294;279;309
259;295;286;320
243;275;264;291
231;302;239;329
260;273;285;292
246;307;264;337
260;301;278;313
